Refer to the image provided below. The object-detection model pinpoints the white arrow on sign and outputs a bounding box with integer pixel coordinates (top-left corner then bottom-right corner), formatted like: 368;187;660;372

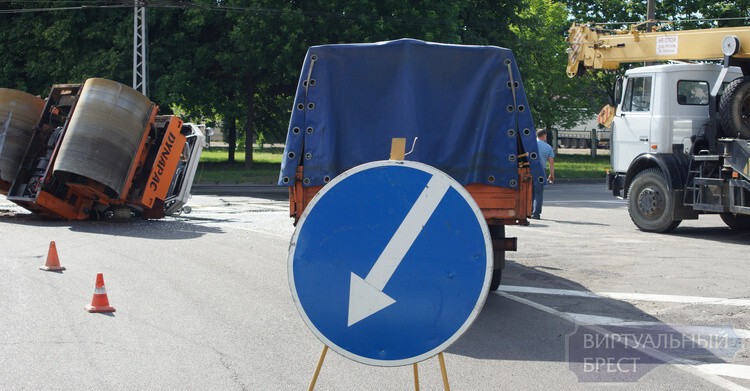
347;173;452;327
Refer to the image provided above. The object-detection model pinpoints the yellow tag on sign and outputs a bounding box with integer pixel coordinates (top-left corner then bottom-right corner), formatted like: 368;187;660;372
390;138;406;161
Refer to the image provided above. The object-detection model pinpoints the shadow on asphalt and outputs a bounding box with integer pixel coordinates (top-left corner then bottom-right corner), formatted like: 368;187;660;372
668;226;750;245
0;213;224;239
533;218;610;227
448;261;734;379
68;219;224;239
545;200;628;210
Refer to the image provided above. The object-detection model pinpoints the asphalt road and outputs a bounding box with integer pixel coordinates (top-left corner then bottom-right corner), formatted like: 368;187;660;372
1;183;748;390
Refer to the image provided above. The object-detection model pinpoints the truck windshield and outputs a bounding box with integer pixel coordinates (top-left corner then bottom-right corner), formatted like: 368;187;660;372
622;76;653;112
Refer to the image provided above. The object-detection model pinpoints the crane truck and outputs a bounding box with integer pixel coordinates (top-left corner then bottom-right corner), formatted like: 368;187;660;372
0;78;204;220
567;22;750;232
279;39;546;290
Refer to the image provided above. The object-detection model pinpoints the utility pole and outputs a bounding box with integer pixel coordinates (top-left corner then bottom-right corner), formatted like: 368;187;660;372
645;0;657;65
646;0;656;30
133;1;148;97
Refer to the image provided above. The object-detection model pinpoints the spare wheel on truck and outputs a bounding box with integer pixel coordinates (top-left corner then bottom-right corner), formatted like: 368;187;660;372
719;76;750;139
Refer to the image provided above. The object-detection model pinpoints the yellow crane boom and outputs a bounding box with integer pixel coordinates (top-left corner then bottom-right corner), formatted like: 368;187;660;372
566;23;750;77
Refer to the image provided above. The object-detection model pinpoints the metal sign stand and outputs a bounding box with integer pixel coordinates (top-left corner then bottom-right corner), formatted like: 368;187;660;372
437;352;451;390
307;345;451;391
307;345;328;391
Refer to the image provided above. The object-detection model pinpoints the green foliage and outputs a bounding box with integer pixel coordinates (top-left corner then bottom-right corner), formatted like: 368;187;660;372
511;0;605;130
11;0;737;164
0;2;131;94
568;0;750;28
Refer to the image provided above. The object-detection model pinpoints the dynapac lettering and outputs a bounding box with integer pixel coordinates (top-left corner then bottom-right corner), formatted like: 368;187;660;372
149;132;176;191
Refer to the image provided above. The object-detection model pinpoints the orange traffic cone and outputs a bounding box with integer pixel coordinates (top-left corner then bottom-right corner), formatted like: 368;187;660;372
39;241;65;271
85;273;116;313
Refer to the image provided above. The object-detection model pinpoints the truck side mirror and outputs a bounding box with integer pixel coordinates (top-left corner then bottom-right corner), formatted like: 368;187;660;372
614;77;624;106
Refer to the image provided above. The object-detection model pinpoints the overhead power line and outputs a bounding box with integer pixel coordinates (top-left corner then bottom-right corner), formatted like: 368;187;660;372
0;2;132;13
0;0;452;25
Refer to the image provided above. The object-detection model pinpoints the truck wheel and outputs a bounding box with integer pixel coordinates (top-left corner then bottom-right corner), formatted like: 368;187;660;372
627;168;682;233
720;213;750;230
719;76;750;139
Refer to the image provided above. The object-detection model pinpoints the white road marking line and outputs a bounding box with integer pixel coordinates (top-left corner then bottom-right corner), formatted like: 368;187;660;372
499;285;750;307
695;364;750;380
499;285;598;298
564;312;750;338
495;291;750;391
564;312;663;327
548;200;626;204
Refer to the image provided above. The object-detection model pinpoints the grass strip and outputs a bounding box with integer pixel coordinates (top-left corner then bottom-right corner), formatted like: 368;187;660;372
553;155;610;179
196;148;610;184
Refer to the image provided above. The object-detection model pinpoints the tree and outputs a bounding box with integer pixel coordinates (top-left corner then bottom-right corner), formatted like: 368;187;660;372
152;0;486;165
4;0;619;163
150;2;245;163
226;1;305;167
0;2;131;95
568;0;750;28
459;0;519;46
511;0;606;131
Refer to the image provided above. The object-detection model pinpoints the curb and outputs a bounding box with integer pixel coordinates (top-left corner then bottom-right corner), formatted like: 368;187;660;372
191;183;287;196
551;178;604;184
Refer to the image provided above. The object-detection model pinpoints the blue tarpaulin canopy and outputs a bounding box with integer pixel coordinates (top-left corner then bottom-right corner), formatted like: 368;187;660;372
279;39;545;188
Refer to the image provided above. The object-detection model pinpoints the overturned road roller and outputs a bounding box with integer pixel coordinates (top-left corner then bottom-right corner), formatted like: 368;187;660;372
0;78;204;220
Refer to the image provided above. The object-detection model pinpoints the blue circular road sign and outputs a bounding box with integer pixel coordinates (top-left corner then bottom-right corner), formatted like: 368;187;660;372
289;160;492;366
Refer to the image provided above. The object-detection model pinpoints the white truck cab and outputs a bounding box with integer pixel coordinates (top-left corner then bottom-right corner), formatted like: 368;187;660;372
607;63;750;232
611;63;742;175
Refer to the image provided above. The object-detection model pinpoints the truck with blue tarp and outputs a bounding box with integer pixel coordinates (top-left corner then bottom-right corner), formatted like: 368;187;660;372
279;39;545;289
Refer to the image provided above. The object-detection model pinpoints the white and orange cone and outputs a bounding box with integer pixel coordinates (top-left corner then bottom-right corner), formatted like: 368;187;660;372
39;241;65;271
85;273;116;313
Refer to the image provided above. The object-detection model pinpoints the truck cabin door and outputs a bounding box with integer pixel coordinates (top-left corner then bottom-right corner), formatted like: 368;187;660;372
613;75;653;173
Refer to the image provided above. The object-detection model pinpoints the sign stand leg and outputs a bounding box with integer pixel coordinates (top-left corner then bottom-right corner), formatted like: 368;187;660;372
438;352;451;391
307;347;451;389
308;345;329;391
413;363;420;390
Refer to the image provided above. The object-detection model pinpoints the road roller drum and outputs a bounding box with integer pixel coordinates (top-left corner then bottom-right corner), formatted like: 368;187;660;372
0;89;45;189
52;78;154;197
